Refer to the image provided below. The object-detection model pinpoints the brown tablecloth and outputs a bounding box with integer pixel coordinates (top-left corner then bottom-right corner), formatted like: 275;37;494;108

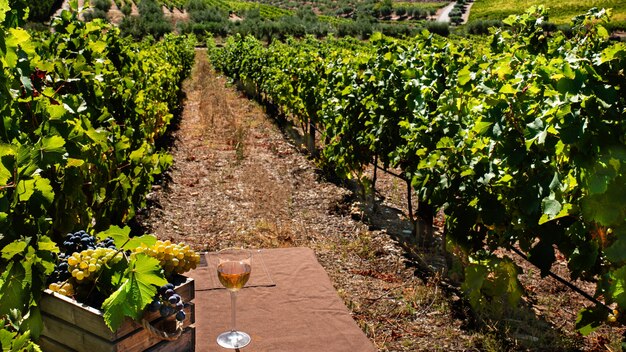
188;247;377;352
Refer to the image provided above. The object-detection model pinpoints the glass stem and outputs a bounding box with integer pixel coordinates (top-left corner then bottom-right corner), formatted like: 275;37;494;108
230;291;237;332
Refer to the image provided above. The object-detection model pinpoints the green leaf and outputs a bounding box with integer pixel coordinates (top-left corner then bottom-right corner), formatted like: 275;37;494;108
370;32;382;42
575;306;606;336
96;227;157;250
548;172;560;191
125;235;157;251
46;104;67;120
499;84;516;94
457;65;472;85
97;225;131;247
101;254;166;332
66;158;85;167
541;197;561;217
611;265;626;308
0;329;17;349
605;227;626;263
1;240;27;260
582;177;626;227
100;281;135;332
38;135;66;157
16;179;35;202
588;173;611;194
539;203;574;224
0;0;9;23
0;262;26;316
7;28;30;47
0;148;14;186
23;307;43;339
462;264;488;309
36;236;59;253
473;121;492;135
34;176;54;205
601;44;626;63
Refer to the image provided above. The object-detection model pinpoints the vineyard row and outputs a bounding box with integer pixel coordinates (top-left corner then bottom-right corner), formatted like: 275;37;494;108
0;2;195;345
208;6;626;332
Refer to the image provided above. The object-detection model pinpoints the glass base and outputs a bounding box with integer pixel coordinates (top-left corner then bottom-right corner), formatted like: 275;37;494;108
217;330;251;349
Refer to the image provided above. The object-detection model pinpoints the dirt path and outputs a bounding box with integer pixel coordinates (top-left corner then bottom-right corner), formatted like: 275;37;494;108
436;1;456;23
435;1;473;24
140;50;476;351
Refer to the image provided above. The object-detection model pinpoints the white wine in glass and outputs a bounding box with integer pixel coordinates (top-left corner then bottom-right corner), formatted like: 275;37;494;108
217;261;251;291
216;248;252;349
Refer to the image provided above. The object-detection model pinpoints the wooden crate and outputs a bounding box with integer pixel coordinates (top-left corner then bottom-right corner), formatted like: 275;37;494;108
38;275;195;352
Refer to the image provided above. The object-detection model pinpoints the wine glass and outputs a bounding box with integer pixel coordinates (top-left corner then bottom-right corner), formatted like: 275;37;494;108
216;248;252;349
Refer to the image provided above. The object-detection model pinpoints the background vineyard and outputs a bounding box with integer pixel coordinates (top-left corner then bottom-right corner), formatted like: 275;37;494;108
28;0;626;41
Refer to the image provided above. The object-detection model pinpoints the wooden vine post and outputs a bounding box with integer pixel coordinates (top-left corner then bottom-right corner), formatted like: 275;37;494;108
306;115;316;155
416;203;435;248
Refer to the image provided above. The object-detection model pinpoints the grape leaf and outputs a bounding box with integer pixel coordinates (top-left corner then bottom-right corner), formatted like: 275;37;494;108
96;225;131;247
0;0;9;23
23;307;42;340
605;227;626;263
101;254;166;332
100;282;135;333
34;176;54;205
0;330;16;350
541;197;561;217
575;306;607;336
1;240;27;260
539;203;574;225
31;136;66;167
610;265;626;309
16;179;35;202
462;264;488;309
96;225;157;250
36;236;59;253
0;262;26;316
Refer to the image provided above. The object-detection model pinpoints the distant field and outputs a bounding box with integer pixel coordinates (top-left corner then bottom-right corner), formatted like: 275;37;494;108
469;0;626;28
235;0;446;18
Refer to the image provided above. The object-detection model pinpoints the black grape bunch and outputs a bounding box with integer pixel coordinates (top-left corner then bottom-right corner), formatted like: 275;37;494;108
48;230;119;294
62;230;96;253
148;283;187;322
48;230;96;285
96;236;117;250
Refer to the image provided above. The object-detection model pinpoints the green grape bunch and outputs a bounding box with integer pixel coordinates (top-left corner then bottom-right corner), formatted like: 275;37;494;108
48;281;75;297
67;248;124;282
132;240;201;275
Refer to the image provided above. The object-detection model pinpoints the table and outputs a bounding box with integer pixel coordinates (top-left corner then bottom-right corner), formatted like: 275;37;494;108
187;247;377;351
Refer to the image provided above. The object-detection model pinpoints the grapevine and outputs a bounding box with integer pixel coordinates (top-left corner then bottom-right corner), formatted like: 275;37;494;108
0;1;195;343
208;6;626;335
